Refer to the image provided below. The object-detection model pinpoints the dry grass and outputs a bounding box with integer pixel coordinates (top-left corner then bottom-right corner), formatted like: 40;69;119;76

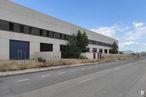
101;54;136;62
0;59;97;72
36;59;97;68
0;61;41;72
0;54;136;72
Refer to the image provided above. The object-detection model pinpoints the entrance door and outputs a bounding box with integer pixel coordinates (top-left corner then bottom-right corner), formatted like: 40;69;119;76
17;50;23;60
10;40;29;60
93;52;96;59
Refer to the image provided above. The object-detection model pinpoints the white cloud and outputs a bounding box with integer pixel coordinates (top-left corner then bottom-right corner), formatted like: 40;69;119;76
144;43;146;46
124;41;137;45
119;22;146;49
133;22;144;28
119;41;139;49
91;26;120;38
126;23;146;41
90;21;146;51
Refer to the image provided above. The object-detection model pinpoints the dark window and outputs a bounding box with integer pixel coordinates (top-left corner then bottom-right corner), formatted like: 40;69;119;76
30;28;39;35
109;50;112;53
60;45;67;51
24;26;30;34
59;33;62;39
54;32;60;39
61;34;66;40
105;49;107;53
57;33;60;39
93;48;97;52
40;43;53;52
88;39;113;47
40;29;43;36
60;45;63;51
52;32;55;38
0;20;9;31
109;44;112;47
47;31;50;37
86;47;90;52
49;31;54;38
29;27;32;34
54;32;58;38
64;35;67;40
20;25;24;32
88;40;91;44
42;30;47;37
99;49;103;53
9;22;14;31
14;23;20;32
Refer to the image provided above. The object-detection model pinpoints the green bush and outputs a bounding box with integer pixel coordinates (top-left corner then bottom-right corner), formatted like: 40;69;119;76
38;57;46;63
79;56;88;59
61;30;89;58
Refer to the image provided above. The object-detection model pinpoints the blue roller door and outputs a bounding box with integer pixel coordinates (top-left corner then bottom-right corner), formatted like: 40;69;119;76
10;40;29;60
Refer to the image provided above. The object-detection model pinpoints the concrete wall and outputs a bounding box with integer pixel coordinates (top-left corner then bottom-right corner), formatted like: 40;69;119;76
33;52;61;61
81;52;101;60
0;30;66;59
87;44;110;54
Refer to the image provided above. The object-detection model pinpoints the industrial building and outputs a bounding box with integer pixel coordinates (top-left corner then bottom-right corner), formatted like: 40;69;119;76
0;0;118;60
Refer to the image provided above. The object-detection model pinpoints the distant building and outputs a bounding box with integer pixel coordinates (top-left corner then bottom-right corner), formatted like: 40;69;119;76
121;50;134;54
0;0;118;60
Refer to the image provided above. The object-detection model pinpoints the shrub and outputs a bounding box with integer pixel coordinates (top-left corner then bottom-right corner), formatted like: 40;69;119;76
79;56;88;59
37;57;46;63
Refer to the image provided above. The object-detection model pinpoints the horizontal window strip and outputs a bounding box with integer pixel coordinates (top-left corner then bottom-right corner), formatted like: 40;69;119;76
0;19;112;47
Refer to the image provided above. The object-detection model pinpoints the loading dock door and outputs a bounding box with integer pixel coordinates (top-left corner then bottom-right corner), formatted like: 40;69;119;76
93;52;96;59
10;40;29;60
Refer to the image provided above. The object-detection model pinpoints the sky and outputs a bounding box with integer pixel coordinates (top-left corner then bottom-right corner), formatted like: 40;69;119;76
11;0;146;52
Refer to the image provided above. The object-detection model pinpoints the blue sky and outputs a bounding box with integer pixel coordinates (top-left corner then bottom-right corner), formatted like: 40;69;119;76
11;0;146;52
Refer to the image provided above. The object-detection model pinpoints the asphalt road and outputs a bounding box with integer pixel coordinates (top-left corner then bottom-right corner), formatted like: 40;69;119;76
0;59;146;97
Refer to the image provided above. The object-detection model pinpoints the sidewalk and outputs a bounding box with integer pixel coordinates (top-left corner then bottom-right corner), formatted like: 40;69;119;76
0;62;99;78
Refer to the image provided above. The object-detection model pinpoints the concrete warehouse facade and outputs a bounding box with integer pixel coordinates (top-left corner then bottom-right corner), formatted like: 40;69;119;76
0;0;118;60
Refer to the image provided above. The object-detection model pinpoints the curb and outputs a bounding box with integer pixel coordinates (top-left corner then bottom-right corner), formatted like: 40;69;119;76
0;62;99;78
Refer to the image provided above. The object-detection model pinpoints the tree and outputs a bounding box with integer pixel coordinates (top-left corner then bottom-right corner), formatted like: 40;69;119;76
76;30;89;52
67;34;81;58
111;42;118;54
61;34;79;58
61;31;89;58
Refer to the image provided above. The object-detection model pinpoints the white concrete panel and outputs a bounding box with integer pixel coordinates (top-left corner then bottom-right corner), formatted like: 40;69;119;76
0;0;118;44
0;37;9;60
0;30;67;59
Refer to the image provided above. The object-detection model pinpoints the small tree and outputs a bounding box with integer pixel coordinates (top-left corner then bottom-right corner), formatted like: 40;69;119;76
61;45;69;58
61;31;89;58
76;30;89;52
111;42;118;54
64;34;81;58
67;34;81;58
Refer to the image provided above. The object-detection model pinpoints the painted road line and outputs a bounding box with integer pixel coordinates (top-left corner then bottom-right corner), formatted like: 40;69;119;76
58;71;66;75
71;70;78;72
80;77;96;83
16;78;30;82
80;68;85;70
88;67;93;69
41;74;51;78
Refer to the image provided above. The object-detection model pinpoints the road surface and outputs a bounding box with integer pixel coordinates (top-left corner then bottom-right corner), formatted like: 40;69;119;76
0;59;146;97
